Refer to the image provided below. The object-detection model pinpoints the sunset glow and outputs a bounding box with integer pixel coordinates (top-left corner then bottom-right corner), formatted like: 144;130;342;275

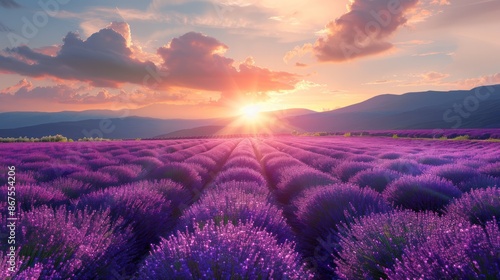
240;104;262;121
0;0;499;118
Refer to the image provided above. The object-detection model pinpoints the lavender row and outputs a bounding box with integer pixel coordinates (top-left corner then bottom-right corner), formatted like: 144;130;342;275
138;139;312;278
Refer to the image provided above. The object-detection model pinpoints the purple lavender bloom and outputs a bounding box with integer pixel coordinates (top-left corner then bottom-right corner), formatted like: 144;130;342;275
293;183;391;278
178;184;292;243
20;162;48;172
13;171;37;185
76;184;174;262
69;170;119;189
132;149;159;158
184;154;218;170
445;187;500;227
459;175;500;192
276;166;338;204
350;155;377;162
384;174;462;212
115;153;138;163
214;167;267;186
108;148;130;156
0;184;67;211
20;153;51;163
36;164;86;182
388;221;500;279
222;156;262;172
126;179;193;216
86;157;118;170
45;177;93;199
137;222;313;279
334;161;373;182
429;164;480;185
99;164;142;183
382;159;424;175
349;168;402;192
1;206;133;279
480;162;500;178
379;153;402;160
417;156;453;166
335;210;465;279
150;163;202;191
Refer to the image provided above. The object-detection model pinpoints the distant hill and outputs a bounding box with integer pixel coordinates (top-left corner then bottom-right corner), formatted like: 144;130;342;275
157;85;500;137
0;117;214;139
285;84;500;131
0;110;128;129
1;85;499;139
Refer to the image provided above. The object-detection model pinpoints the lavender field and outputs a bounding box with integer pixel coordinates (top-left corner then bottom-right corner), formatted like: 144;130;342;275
1;136;499;279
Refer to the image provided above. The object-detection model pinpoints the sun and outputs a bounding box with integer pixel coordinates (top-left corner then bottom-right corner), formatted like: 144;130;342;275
240;104;262;121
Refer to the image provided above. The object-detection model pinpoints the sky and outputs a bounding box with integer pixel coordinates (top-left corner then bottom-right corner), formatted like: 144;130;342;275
0;0;499;119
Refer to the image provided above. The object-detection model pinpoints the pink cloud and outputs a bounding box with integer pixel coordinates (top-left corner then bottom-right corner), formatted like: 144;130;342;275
313;0;419;62
157;32;300;102
457;73;500;88
0;80;186;108
0;79;32;94
0;27;157;87
0;24;299;104
285;0;444;63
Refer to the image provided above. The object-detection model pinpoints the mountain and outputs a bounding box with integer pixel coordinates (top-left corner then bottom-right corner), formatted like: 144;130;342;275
157;85;500;137
1;85;499;139
0;117;214;139
154;108;313;138
285;84;500;132
0;110;128;129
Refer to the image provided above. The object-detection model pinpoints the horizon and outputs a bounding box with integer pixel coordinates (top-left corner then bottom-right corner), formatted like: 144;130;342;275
1;0;500;119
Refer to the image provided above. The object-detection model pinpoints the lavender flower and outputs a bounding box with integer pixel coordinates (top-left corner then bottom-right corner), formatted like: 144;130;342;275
0;184;67;211
178;184;292;243
335;210;466;279
150;163;203;191
137;222;313;279
388;221;500;279
99;164;142;183
382;159;424;175
1;206;133;279
349;168;401;192
459;175;500;192
445;187;500;227
429;164;480;185
334;161;373;182
293;183;391;278
45;177;92;199
214;167;267;186
383;174;462;212
276;166;338;204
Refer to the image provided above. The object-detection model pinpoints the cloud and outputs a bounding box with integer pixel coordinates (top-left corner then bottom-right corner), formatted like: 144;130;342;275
457;73;500;88
394;39;432;46
364;79;402;85
284;0;458;63
395;72;500;88
311;0;420;62
295;62;307;67
0;0;20;8
0;80;186;106
411;51;450;57
419;71;449;81
0;23;299;105
0;79;32;94
0;23;158;87
156;32;300;103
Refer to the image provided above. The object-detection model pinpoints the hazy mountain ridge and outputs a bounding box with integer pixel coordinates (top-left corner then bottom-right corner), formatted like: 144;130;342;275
1;85;499;138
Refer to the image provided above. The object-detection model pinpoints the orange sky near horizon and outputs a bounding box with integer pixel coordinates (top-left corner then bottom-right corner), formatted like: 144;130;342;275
1;0;500;119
